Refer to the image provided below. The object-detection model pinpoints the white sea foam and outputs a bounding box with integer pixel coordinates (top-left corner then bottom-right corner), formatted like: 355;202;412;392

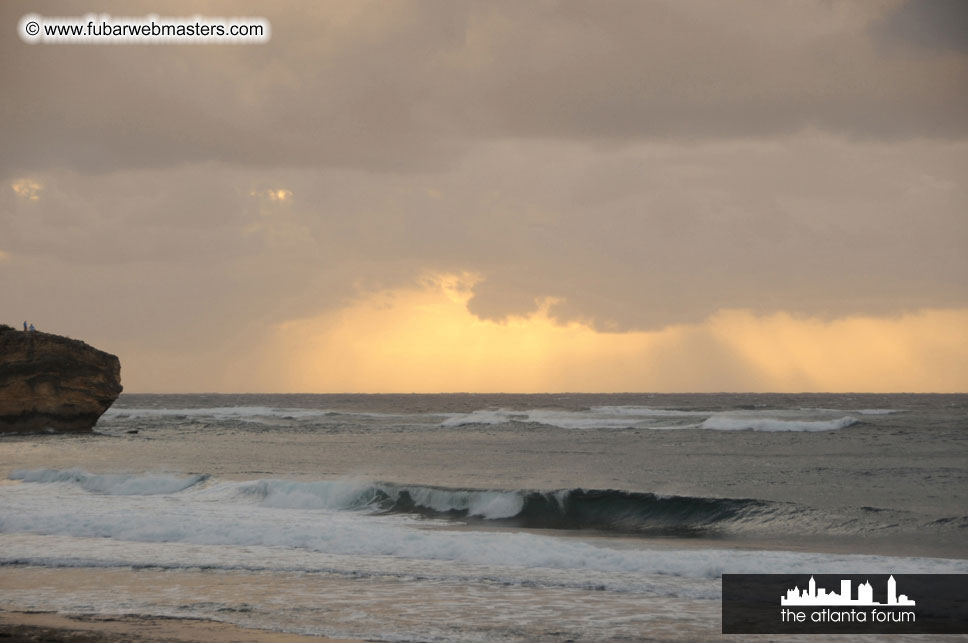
403;486;524;519
589;406;705;417
9;468;208;495
238;478;382;510
439;407;702;429
439;409;525;427
236;479;526;519
800;407;900;416
701;415;858;432
1;531;964;601
440;407;861;432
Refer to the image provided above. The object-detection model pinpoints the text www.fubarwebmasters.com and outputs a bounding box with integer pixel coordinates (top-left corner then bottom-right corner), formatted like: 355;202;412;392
19;14;270;44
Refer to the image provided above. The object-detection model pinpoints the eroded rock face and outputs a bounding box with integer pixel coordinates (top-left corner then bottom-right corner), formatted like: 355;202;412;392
0;325;122;433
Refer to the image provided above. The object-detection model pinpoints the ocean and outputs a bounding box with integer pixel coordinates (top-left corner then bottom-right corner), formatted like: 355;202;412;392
1;393;966;641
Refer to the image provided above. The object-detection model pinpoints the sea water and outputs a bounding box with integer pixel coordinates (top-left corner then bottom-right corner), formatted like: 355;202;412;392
1;393;966;641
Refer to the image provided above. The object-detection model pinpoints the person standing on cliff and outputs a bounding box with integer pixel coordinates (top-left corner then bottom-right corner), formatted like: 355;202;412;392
23;321;27;331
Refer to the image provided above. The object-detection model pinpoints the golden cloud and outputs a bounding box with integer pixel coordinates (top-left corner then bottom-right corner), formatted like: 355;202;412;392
240;274;968;393
11;178;42;201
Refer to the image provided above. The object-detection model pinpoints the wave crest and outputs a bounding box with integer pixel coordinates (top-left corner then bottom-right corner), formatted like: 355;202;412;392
233;478;774;535
10;468;209;495
700;416;858;432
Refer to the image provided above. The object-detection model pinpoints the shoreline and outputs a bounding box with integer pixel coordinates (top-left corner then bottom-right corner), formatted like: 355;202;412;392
0;611;368;643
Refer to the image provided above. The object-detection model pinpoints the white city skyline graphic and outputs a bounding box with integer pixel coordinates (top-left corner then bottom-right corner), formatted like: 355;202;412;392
781;575;916;607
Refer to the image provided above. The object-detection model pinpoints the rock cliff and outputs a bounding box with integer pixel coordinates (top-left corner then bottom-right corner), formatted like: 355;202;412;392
0;325;122;433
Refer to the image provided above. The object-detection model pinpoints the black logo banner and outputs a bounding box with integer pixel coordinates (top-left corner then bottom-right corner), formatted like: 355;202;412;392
722;574;968;634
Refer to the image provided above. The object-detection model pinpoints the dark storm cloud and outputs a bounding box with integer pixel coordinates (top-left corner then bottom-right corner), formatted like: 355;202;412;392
2;0;967;180
451;139;968;329
875;0;968;53
0;0;469;178
11;134;963;338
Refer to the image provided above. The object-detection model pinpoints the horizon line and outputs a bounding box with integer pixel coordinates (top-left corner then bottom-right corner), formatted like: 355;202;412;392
115;391;968;396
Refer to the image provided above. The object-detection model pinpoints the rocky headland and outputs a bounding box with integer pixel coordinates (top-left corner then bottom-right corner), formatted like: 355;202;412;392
0;324;122;433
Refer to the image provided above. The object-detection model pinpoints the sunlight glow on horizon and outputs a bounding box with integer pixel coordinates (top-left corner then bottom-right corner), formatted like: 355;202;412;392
227;273;968;394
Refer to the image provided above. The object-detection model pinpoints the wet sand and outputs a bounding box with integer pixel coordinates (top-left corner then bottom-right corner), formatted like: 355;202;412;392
0;611;367;643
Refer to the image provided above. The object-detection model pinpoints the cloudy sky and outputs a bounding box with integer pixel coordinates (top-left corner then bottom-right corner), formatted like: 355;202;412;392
2;0;966;392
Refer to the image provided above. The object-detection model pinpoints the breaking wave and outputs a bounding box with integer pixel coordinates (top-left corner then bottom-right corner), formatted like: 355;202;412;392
8;469;802;536
438;406;705;429
438;407;860;431
700;415;859;432
9;468;209;495
238;479;779;535
13;469;945;539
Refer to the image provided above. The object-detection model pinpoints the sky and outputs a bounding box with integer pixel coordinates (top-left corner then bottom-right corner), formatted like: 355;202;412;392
1;0;966;393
